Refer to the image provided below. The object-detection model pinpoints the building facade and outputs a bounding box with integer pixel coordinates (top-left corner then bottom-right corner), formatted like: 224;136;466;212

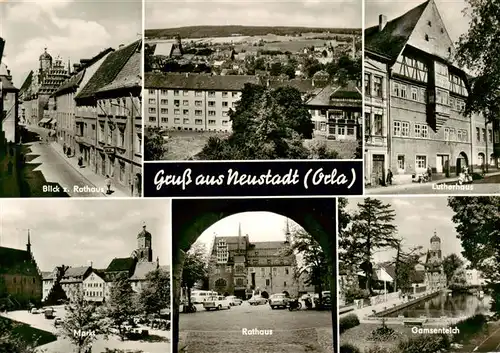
145;73;259;132
423;231;447;291
208;222;303;299
363;0;498;186
0;63;19;143
83;270;107;303
0;233;42;307
60;266;92;302
74;40;142;196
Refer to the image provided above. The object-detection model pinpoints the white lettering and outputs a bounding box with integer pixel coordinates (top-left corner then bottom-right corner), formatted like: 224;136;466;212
226;169;299;186
311;168;349;186
241;328;273;335
411;326;460;335
154;169;192;191
195;174;225;186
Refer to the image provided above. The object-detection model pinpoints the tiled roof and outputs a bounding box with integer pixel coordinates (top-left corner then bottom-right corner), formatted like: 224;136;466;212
144;72;260;91
76;40;141;103
266;78;315;93
98;49;141;93
365;0;429;62
306;81;362;106
0;247;36;275
53;70;85;96
0;76;17;91
106;257;136;272
19;71;33;94
251;241;286;249
129;262;157;280
376;262;396;280
62;266;90;278
41;271;53;280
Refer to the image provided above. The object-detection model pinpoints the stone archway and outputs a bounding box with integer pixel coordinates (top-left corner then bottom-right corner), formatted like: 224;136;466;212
171;198;337;353
456;151;469;175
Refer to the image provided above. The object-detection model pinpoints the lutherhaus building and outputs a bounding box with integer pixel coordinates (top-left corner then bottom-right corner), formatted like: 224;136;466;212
207;222;314;299
364;0;498;186
0;232;43;308
19;49;69;126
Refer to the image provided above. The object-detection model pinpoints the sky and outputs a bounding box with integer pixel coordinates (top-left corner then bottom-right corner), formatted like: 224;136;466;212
0;0;142;88
0;199;171;271
193;212;301;253
145;0;362;30
345;197;465;264
365;0;469;44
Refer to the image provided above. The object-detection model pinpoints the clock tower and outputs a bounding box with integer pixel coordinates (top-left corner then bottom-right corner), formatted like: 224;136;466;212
136;222;153;262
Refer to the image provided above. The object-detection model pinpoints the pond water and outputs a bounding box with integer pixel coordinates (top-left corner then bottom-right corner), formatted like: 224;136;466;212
384;292;492;318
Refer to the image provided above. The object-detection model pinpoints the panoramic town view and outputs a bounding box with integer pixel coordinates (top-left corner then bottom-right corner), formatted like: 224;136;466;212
0;199;171;353
338;197;500;353
143;0;362;161
0;1;143;197
173;211;334;353
364;0;500;195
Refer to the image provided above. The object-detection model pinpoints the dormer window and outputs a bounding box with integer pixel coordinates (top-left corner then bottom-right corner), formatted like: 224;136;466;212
441;28;444;34
425;34;429;41
427;21;432;27
448;47;451;54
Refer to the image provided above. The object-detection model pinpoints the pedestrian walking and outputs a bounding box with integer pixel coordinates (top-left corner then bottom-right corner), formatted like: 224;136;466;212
386;169;393;185
63;143;67;155
105;175;112;195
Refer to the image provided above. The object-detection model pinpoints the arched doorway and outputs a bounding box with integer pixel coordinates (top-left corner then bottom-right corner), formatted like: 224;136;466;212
172;198;337;353
456;152;469;175
478;153;485;167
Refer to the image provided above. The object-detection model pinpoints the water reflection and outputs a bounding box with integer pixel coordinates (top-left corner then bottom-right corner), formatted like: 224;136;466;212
385;293;491;318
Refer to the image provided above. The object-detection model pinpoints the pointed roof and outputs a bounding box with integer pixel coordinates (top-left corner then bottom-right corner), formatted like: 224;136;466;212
0;247;35;275
365;0;430;62
19;71;33;94
129;261;157;281
98;44;141;93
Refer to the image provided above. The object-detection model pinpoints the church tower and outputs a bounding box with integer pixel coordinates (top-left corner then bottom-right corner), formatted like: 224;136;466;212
39;48;52;72
430;230;441;258
136;222;153;262
284;219;291;244
26;230;31;257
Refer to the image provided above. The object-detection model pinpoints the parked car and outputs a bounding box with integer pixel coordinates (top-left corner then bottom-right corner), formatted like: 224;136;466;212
313;291;331;308
44;307;55;319
248;295;267;306
54;317;63;327
226;296;243;306
269;294;289;309
203;296;231;311
31;308;40;314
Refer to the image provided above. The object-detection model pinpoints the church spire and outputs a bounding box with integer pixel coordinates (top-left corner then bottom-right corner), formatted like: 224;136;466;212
285;219;291;243
26;229;31;256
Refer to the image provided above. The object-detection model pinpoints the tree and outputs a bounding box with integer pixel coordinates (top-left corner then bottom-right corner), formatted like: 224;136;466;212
138;268;170;316
58;287;108;353
340;198;398;294
269;62;282;76
104;274;137;340
0;317;47;353
282;64;296;79
442;254;464;285
449;267;468;291
182;243;210;306
280;226;331;307
455;0;500;121
144;127;167;161
198;84;315;160
392;241;424;292
303;57;323;78
448;196;500;313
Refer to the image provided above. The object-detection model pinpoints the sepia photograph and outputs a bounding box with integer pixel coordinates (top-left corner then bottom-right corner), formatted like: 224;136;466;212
0;199;171;353
364;0;500;195
170;198;336;353
143;0;362;161
0;0;142;198
338;196;500;353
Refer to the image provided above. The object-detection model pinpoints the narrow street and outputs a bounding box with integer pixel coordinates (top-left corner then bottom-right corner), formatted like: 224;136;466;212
22;125;106;197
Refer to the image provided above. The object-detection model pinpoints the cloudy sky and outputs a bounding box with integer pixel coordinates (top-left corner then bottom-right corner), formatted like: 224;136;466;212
0;0;142;88
345;197;464;264
193;212;300;252
145;0;362;30
0;199;171;271
365;0;470;44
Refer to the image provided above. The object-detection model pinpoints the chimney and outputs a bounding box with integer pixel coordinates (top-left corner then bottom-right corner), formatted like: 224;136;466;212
379;14;387;31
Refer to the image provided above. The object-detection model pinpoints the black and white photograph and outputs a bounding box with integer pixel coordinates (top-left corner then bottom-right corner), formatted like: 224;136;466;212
0;199;171;353
0;0;143;198
364;0;500;195
143;0;362;161
170;198;336;353
338;196;500;353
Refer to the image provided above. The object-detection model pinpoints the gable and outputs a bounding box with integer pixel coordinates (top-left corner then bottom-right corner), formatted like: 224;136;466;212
406;0;454;62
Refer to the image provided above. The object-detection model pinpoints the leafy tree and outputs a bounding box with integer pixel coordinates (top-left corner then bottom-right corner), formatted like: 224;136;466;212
144;127;167;161
0;317;47;353
340;198;398;294
442;254;464;285
104;274;137;340
58;287;108;353
198;84;314;160
449;267;468;291
138;268;170;316
280;226;331;307
392;241;424;292
269;62;283;76
182;243;210;306
254;57;266;71
307;140;339;159
448;196;500;312
303;57;324;78
455;0;500;125
282;64;296;79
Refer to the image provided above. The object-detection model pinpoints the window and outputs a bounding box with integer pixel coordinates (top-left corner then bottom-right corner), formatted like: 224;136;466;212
148;98;155;104
174;90;179;96
364;73;371;96
427;20;432;26
400;84;407;98
482;128;486;142
160;89;168;95
476;127;480;141
160;99;168;105
489;129;493;143
416;155;427;169
161;108;168;114
393;121;401;136
183;118;189;124
208;101;216;107
232;92;238;98
457;129;463;142
374;114;382;136
183;100;189;106
118;128;124;148
148;107;156;113
174;100;180;107
421;125;428;138
425;34;429;41
222;120;229;126
195;91;202;97
266;279;270;286
208;120;216;125
195;110;202;116
195;100;202;106
444;127;449;141
161;117;167;123
183;90;189;96
148;116;156;122
364;113;371;135
195;119;202;125
222;101;228;107
373;76;382;97
174;109;180;115
401;122;410;137
392;82;400;96
222;92;228;98
284;281;287;287
119;161;125;182
450;128;456;141
414;124;428;138
419;88;426;103
411;87;418;101
208;91;215;97
216;239;229;263
183;109;189;115
208;111;216;116
222;111;229;117
397;155;405;170
174;118;180;124
226;266;232;273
